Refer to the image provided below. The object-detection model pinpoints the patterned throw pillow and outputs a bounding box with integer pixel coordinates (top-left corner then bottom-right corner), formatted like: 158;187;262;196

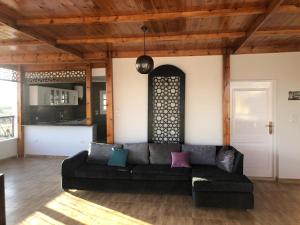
216;146;235;173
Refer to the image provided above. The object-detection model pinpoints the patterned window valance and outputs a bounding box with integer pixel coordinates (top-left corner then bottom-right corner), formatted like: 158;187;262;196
0;68;19;82
25;70;86;84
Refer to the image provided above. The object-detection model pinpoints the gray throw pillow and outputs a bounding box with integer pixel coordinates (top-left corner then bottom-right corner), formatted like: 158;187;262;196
86;143;122;164
124;143;149;164
182;144;216;165
149;143;180;165
216;146;235;173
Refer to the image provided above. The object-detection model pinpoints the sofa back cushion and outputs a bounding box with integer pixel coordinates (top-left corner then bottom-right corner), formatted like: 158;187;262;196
123;143;149;165
182;144;216;165
86;143;122;164
149;143;180;164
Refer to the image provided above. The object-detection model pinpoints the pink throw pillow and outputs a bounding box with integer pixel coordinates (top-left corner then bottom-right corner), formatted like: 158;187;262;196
171;151;190;168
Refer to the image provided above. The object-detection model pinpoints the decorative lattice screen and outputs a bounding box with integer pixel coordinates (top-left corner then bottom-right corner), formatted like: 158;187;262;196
0;68;18;82
148;65;185;144
25;70;86;84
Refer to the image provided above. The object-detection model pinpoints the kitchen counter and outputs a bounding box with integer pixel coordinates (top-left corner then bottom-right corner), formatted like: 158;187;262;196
24;123;97;156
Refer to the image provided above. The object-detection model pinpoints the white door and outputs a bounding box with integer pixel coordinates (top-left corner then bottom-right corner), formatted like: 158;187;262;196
230;81;274;178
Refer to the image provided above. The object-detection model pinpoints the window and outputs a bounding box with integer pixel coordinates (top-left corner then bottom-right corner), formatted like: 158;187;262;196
100;90;107;115
0;68;18;140
50;89;55;105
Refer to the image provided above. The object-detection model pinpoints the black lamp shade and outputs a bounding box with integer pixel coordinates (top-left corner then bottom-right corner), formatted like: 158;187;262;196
136;55;154;74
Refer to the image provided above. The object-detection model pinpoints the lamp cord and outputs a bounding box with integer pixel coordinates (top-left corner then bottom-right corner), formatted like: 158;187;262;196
144;28;146;55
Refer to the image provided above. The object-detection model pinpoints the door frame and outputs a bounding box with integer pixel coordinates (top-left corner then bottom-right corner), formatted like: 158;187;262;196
230;80;277;179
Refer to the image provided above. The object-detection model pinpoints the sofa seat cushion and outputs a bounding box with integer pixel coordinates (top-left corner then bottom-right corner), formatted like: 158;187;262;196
131;165;191;181
192;165;232;178
75;164;133;179
192;165;253;193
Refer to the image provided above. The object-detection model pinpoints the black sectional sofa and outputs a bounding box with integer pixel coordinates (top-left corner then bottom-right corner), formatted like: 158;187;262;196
62;143;254;209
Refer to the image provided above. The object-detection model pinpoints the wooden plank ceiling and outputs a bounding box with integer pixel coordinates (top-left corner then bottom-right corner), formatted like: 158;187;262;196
0;0;299;65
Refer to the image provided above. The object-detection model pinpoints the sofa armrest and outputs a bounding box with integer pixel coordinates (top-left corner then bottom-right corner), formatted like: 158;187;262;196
62;151;88;177
231;146;244;175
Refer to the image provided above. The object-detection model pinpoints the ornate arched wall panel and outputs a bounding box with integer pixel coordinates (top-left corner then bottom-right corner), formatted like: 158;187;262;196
148;65;185;144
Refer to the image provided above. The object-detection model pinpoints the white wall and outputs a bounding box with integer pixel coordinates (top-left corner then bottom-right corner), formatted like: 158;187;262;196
0;138;17;160
113;56;223;145
231;52;300;179
92;68;106;77
113;53;300;179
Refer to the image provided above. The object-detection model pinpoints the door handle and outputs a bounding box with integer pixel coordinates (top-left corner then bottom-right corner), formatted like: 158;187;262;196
265;121;273;135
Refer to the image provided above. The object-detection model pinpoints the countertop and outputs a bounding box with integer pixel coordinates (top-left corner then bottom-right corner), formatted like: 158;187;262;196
22;119;95;126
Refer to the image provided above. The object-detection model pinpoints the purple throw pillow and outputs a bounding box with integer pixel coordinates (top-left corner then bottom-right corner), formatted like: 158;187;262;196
171;152;190;168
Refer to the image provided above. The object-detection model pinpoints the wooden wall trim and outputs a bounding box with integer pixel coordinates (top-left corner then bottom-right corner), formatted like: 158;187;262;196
277;178;300;184
106;52;114;144
85;65;92;126
0;174;5;225
223;54;230;145
17;65;24;158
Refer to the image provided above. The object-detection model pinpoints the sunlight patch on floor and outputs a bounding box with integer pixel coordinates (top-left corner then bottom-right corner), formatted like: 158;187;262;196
19;211;65;225
21;192;151;225
46;192;151;225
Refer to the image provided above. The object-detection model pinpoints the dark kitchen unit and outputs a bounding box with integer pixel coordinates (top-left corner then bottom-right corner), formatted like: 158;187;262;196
23;83;87;125
92;82;107;142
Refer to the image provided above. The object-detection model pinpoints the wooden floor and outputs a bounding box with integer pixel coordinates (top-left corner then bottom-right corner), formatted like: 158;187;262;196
0;157;300;225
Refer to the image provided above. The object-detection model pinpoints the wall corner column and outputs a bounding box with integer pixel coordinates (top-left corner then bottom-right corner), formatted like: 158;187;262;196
106;51;114;144
223;53;231;146
85;64;93;126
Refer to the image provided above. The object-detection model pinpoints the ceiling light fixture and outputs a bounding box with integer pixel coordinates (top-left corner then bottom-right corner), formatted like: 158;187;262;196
136;26;154;74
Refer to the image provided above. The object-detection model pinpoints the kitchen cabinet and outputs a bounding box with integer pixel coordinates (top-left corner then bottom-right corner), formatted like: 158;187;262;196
29;86;78;106
69;90;79;105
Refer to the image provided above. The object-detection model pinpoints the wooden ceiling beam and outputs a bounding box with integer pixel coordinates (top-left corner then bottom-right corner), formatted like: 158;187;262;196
22;64;96;72
1;44;300;65
0;28;298;48
277;4;300;13
16;4;299;26
113;45;300;57
233;0;285;53
57;28;300;45
21;63;105;73
113;48;226;58
255;28;300;36
0;40;43;46
0;52;106;64
0;3;84;59
57;32;245;45
0;49;225;64
237;44;300;54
